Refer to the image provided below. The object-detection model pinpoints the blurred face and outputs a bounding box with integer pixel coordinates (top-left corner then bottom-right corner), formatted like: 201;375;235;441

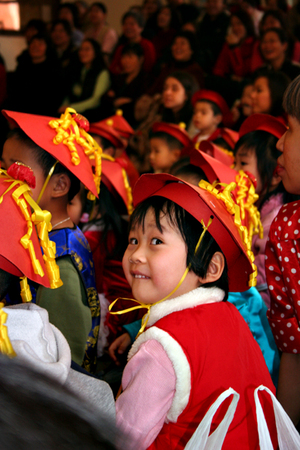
193;101;220;134
149;138;180;173
241;84;253;117
162;77;187;112
121;52;143;74
231;16;247;41
260;31;287;63
206;0;224;17
143;0;159;16
157;7;172;29
25;26;38;44
235;146;262;193
261;15;282;31
276;115;300;194
122;208;200;304
79;40;95;66
89;5;105;25
123;17;143;41
29;38;47;63
51;24;70;48
58;7;74;26
251;77;271;114
172;37;193;62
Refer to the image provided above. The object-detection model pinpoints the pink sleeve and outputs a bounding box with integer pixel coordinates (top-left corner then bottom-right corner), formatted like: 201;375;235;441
102;28;118;55
116;339;176;450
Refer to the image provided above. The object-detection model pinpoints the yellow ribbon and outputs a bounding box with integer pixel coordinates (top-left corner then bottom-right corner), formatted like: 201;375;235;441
109;216;213;338
36;160;59;205
0;303;16;357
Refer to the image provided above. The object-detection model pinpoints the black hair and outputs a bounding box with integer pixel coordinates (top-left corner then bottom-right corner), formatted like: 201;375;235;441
149;130;184;150
121;42;144;58
171;161;208;186
80;38;106;70
194;99;222;116
157;5;181;30
283;73;300;121
172;30;199;55
260;9;288;32
51;19;72;37
58;2;80;28
24;19;47;35
231;9;255;38
122;10;145;28
261;26;288;45
91;2;107;14
129;196;229;298
8;129;80;201
252;68;291;117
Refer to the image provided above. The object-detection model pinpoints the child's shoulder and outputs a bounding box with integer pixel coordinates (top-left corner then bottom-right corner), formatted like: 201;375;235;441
270;200;300;242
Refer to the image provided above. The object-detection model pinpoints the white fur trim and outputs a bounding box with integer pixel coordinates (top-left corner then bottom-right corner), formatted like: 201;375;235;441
129;327;191;423
148;287;225;327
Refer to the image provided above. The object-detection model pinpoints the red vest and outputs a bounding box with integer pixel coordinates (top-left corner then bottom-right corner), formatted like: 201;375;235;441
146;302;277;450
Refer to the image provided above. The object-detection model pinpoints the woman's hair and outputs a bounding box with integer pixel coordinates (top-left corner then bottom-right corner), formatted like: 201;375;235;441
81;38;105;70
283;73;300;121
121;42;144;58
8;129;80;201
51;19;72;37
260;9;288;32
231;9;255;38
24;19;47;35
129;196;229;298
58;2;80;28
122;10;145;28
252;68;291;116
157;5;181;29
261;27;288;46
91;2;107;14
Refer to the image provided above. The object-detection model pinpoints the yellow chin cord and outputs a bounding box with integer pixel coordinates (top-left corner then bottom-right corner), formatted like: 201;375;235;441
109;216;213;338
36;161;59;206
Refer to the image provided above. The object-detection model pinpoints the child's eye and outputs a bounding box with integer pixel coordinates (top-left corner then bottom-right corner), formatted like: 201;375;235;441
151;238;163;245
129;237;138;245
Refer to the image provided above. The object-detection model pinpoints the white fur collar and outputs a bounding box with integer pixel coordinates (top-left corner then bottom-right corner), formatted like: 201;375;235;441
147;287;225;328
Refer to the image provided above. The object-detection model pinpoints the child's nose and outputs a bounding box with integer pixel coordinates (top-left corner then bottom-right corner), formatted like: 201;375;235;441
129;246;145;263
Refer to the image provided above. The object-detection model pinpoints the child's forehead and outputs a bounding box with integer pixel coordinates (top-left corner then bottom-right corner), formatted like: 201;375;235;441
194;100;214;111
130;205;178;233
236;144;256;157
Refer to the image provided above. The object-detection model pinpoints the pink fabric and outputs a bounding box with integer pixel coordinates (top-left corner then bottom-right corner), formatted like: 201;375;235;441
116;339;175;450
252;193;284;308
266;200;300;352
213;37;256;78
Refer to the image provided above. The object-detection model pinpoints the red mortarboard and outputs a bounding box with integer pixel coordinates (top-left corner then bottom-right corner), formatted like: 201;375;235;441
152;122;192;148
106;110;134;139
101;157;132;215
239;113;287;139
196;140;234;167
133;173;255;292
192;90;233;127
0;165;62;298
2;109;101;198
219;127;239;150
90;119;125;150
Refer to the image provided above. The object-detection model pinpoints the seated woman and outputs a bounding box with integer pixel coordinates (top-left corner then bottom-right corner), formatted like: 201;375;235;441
58;38;110;121
107;43;149;127
109;10;156;75
151;5;180;61
50;19;77;71
254;28;300;81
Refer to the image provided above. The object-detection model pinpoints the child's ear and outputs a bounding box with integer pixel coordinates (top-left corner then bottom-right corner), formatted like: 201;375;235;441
200;252;225;284
51;173;71;198
172;148;181;162
214;113;223;126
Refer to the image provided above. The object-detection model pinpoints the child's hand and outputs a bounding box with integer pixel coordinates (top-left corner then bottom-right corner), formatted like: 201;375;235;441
108;332;131;366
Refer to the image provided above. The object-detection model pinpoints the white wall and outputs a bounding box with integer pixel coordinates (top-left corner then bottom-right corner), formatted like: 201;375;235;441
0;35;27;71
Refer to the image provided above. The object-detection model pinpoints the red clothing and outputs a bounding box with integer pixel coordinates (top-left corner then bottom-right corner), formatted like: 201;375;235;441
266;200;300;352
116;150;140;189
110;38;156;75
213;37;256;78
147;301;277;450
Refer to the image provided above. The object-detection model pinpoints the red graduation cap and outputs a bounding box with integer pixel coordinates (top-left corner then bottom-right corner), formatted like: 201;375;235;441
192;90;233;128
196;140;234;167
239;113;287;139
0;164;62;300
133;173;256;292
101;156;132;215
90;118;125;150
152;122;192;148
2;109;101;198
105;110;134;139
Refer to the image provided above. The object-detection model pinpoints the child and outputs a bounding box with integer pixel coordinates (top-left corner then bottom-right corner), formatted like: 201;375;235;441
234;113;289;308
192;89;239;151
149;121;191;173
114;173;278;449
265;74;300;424
1;108;101;373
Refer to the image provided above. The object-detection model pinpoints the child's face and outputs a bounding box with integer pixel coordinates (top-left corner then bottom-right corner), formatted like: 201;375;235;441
193;101;221;135
122;208;200;304
1;137;48;204
149;138;180;173
235;145;262;193
251;77;271;114
241;84;253;117
276;115;300;195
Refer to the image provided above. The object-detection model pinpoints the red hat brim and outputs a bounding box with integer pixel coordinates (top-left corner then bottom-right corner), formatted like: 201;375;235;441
133;173;254;292
190;147;237;185
90;121;125;150
2;110;98;197
239;113;287;139
198;140;234;167
152;122;192;148
192;90;233;127
102;159;129;214
108;111;134;139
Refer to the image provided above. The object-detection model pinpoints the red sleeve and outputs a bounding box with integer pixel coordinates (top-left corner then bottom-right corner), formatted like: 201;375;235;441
140;38;156;73
213;43;230;77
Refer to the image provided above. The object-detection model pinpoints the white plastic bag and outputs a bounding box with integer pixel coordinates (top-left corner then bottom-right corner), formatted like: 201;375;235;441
184;387;240;450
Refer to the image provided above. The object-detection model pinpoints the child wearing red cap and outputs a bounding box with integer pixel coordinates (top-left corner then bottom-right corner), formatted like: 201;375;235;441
265;74;300;424
192;90;239;151
149;122;191;173
1;109;101;373
112;173;280;450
